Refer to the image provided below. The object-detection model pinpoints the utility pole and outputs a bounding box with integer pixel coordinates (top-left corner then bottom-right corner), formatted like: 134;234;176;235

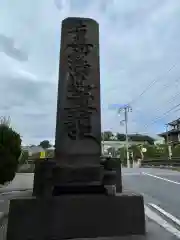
119;105;132;168
125;107;130;168
165;124;172;160
102;132;104;155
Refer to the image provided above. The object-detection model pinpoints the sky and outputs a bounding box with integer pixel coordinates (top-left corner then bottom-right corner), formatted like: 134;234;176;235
0;0;180;145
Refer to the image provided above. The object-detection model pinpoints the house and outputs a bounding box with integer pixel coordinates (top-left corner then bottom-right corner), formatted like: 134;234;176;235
158;118;180;146
154;138;165;145
22;146;45;157
102;134;154;154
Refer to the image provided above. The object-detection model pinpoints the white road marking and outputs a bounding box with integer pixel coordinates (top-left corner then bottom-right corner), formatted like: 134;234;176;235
145;205;180;238
149;203;180;226
142;172;180;185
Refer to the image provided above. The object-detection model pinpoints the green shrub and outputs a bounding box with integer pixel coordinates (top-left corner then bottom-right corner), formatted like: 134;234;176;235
172;145;180;157
0;123;21;184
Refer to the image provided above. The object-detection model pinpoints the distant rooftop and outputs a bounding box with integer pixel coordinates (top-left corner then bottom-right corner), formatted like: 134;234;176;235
158;128;180;137
168;118;180;126
22;145;44;154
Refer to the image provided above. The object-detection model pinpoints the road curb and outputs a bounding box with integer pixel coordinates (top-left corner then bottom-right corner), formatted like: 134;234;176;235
148;203;180;230
0;188;32;195
145;204;180;238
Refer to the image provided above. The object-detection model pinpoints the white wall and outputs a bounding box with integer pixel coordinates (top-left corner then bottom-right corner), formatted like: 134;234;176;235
102;140;149;150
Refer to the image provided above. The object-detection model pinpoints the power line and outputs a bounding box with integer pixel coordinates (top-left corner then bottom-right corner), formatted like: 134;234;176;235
128;64;177;105
109;63;180;136
131;86;180;132
140;83;180;130
142;102;180;130
131;73;180;132
146;89;180;121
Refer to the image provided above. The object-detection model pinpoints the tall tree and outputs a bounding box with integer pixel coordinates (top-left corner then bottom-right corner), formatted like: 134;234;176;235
102;131;113;141
0;117;21;184
116;133;126;141
39;140;51;149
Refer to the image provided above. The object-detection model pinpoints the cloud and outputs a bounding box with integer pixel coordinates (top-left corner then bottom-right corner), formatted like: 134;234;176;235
1;0;180;144
0;34;28;61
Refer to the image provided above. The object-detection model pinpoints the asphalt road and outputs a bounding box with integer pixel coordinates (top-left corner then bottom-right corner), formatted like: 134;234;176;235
0;169;180;239
122;167;180;220
2;169;180;218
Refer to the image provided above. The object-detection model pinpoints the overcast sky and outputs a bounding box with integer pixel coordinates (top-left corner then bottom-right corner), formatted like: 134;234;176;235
0;0;180;145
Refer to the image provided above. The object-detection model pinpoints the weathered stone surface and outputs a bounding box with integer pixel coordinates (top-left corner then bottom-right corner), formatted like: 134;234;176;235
6;194;145;240
33;160;105;196
103;170;117;185
53;164;103;184
55;17;101;163
53;184;106;195
101;157;122;192
33;160;55;197
116;167;122;193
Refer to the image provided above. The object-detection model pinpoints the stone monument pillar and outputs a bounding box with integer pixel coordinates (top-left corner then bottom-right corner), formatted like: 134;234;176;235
6;18;146;240
55;17;101;163
53;18;103;190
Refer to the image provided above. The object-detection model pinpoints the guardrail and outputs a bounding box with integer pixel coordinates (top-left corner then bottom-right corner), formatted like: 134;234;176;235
141;157;180;168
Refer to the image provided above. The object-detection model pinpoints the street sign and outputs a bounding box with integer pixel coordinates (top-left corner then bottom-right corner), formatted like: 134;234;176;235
141;148;147;153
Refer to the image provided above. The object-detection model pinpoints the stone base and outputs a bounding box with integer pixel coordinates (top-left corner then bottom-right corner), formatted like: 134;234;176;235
33;159;122;196
53;184;106;195
116;168;122;193
6;192;145;240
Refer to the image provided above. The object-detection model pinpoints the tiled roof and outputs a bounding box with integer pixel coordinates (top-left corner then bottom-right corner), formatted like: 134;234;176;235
168;118;180;126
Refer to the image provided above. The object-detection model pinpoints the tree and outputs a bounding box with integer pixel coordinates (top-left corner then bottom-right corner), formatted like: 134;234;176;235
0;119;21;184
171;145;180;157
101;131;113;141
129;145;141;161
117;147;127;166
128;134;155;145
46;149;54;158
141;144;168;160
39;140;51;149
116;133;126;141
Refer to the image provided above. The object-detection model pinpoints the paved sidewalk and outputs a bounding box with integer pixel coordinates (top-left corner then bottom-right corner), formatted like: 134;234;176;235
0;173;34;193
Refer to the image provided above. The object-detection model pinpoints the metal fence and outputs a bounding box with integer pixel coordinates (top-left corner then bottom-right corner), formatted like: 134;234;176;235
141;157;180;168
